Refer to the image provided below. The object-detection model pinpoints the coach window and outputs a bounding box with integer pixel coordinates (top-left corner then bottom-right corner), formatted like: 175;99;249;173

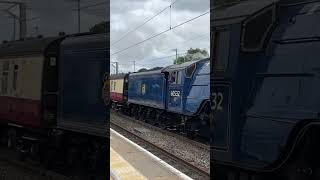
241;5;275;51
113;81;116;91
170;71;176;83
13;64;19;91
1;61;9;95
213;30;230;71
170;71;181;84
176;71;182;84
136;81;142;94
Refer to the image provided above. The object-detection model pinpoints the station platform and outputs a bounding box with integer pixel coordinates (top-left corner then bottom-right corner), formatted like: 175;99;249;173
110;129;192;180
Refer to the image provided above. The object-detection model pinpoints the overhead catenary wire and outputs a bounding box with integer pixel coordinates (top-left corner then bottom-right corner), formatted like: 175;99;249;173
130;53;187;68
130;33;209;63
72;1;107;10
113;46;211;73
113;53;186;70
118;42;209;68
110;0;179;47
135;54;179;69
24;1;107;11
0;0;107;41
0;16;40;26
113;47;211;74
111;0;239;56
136;52;187;64
155;33;208;53
0;1;106;25
135;51;208;68
132;44;210;68
113;33;210;69
111;9;210;56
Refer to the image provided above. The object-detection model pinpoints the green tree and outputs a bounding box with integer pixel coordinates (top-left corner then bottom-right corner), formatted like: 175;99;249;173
90;21;109;33
137;68;148;72
174;48;209;65
174;57;186;65
149;67;163;71
137;67;163;72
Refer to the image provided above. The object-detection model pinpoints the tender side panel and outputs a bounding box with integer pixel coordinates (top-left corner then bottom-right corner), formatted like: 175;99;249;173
110;79;124;103
128;73;166;109
57;33;109;137
0;56;44;128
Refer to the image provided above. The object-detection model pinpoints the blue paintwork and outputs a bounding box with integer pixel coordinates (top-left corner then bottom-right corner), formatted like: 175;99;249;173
211;0;320;171
128;70;167;109
163;59;210;116
128;59;210;116
185;60;210;115
58;33;108;126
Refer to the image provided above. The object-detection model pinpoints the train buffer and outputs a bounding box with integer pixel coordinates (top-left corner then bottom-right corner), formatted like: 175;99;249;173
110;129;192;180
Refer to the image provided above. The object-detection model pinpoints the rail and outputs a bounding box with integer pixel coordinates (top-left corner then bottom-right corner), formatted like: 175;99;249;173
110;121;210;180
112;111;210;151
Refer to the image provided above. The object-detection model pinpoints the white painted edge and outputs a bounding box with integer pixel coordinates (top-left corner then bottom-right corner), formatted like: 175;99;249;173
110;128;193;180
7;123;23;128
110;168;121;180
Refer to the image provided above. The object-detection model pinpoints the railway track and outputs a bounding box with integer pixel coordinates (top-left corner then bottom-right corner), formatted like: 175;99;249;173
0;147;70;180
0;146;107;180
110;121;210;180
112;111;210;151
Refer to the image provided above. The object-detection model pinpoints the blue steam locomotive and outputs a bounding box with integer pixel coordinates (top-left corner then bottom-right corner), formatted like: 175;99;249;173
111;58;210;138
211;0;320;179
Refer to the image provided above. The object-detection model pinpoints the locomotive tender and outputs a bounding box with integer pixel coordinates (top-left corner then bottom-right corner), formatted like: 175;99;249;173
211;0;320;179
110;58;210;138
0;33;108;174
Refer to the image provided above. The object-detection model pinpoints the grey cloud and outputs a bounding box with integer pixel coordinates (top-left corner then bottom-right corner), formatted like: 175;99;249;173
110;0;209;73
173;0;210;12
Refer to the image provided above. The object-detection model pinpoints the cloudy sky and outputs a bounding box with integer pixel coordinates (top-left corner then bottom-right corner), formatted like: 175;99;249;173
0;0;108;41
110;0;210;73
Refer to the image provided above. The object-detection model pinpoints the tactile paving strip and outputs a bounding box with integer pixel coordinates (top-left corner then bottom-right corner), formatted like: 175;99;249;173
110;147;147;180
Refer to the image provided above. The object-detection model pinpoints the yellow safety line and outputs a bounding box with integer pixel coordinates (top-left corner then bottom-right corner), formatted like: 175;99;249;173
110;147;147;180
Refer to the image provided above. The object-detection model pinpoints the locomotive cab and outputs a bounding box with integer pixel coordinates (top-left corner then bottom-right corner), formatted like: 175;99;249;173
163;59;210;138
211;0;320;179
165;65;188;113
211;0;277;153
164;59;210;116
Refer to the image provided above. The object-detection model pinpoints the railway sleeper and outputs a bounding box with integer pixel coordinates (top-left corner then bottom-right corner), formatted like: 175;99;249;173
1;126;107;177
16;135;41;161
7;128;17;150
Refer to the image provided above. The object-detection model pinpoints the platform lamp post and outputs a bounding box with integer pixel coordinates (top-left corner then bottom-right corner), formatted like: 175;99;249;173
77;0;80;33
110;61;119;74
172;48;178;64
0;1;26;40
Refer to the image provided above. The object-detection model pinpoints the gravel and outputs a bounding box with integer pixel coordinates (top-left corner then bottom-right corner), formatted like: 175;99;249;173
0;146;106;180
0;148;70;180
111;112;210;173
